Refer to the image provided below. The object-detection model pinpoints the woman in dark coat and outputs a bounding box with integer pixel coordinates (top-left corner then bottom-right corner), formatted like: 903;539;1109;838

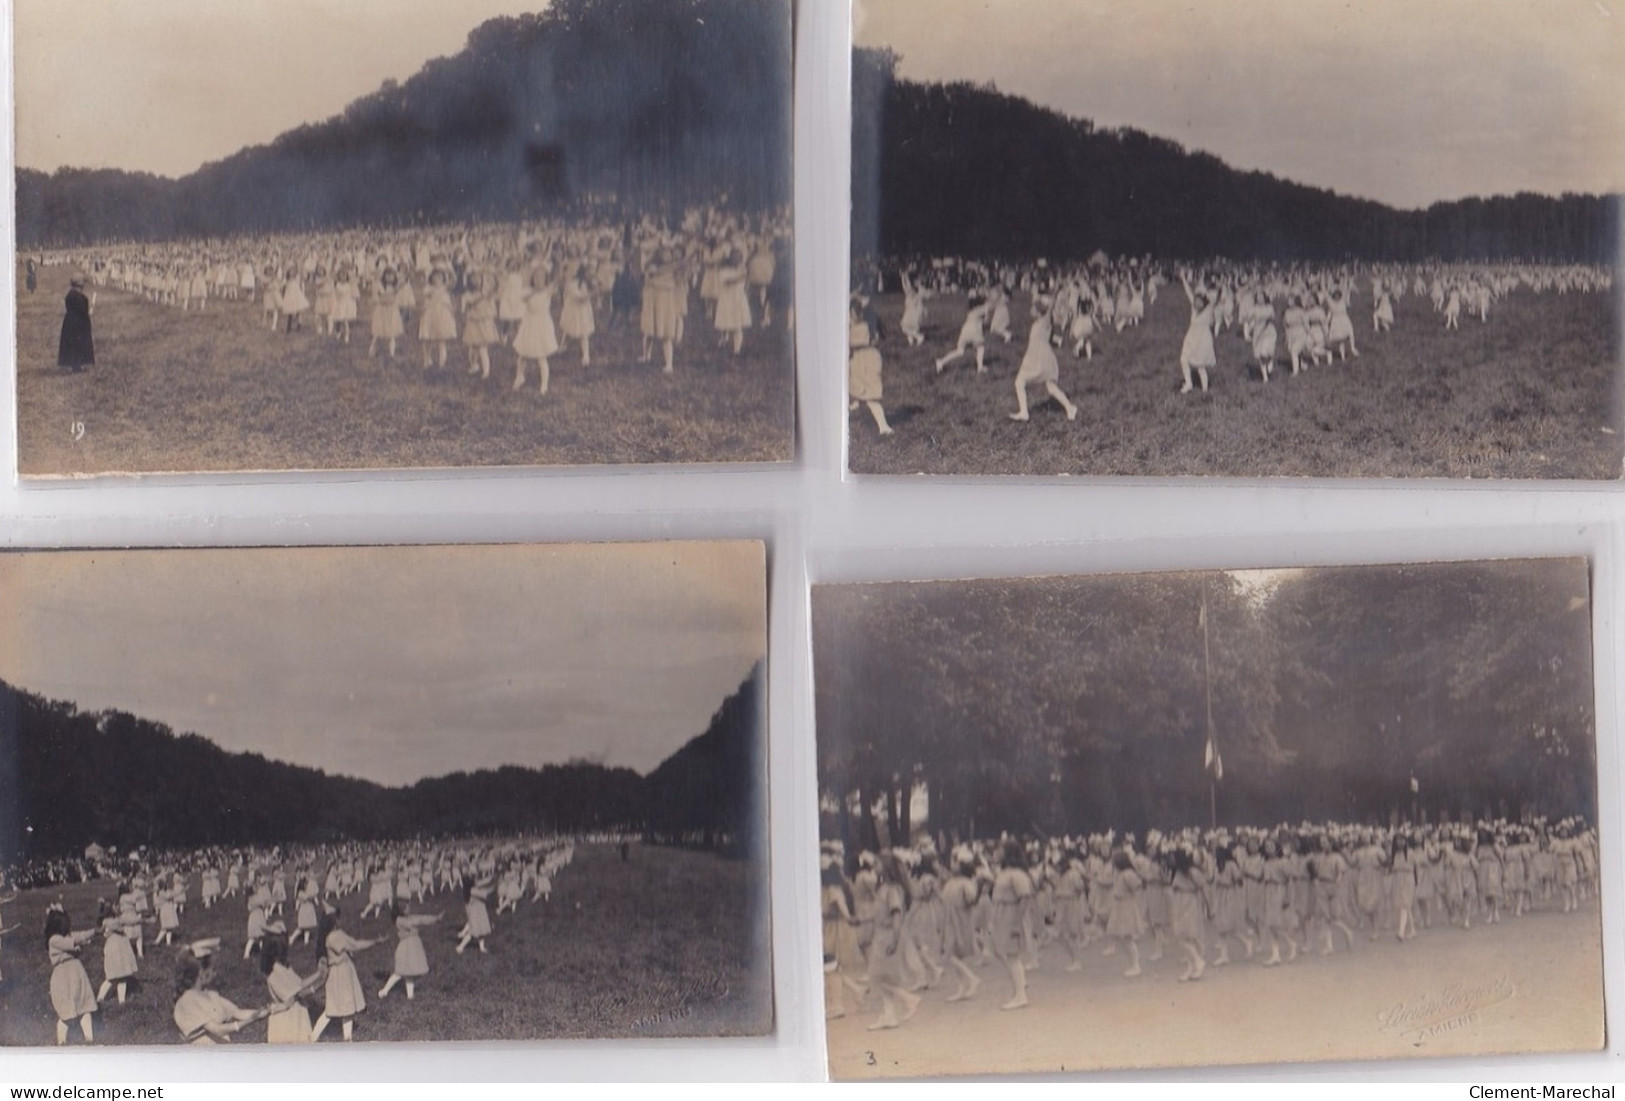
58;277;95;371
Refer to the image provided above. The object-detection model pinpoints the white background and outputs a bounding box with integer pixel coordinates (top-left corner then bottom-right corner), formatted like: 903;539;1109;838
0;0;1621;1084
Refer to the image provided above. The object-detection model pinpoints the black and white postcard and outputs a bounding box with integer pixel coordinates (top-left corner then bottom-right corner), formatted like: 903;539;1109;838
847;0;1623;478
14;0;795;475
0;542;771;1045
814;559;1603;1077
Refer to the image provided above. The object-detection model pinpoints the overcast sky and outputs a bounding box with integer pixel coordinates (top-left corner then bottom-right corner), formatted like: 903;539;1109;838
14;0;550;178
0;544;765;787
855;0;1625;210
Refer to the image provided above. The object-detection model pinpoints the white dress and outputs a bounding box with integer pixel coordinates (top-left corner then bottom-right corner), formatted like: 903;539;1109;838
322;930;367;1018
713;266;752;332
1016;316;1060;384
512;289;559;359
848;320;883;402
1181;304;1217;368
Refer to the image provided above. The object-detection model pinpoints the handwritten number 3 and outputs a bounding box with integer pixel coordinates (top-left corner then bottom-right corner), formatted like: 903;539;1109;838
866;1051;876;1066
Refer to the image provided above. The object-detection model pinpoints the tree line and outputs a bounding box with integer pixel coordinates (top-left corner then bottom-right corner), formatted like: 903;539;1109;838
813;561;1596;849
0;661;764;862
852;48;1621;265
16;0;792;247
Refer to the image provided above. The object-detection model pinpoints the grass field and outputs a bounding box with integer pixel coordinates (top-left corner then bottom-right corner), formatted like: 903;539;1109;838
850;285;1624;479
0;844;771;1046
16;267;795;475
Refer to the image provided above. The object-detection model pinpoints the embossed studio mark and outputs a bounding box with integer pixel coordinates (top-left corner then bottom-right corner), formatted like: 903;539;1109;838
1378;975;1516;1039
70;420;85;441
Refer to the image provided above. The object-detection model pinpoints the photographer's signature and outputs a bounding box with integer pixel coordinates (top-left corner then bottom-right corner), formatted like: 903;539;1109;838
629;973;731;1032
1378;975;1514;1041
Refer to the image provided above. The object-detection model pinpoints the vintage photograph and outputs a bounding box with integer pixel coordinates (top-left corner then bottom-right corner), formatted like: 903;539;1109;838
847;0;1624;478
0;542;771;1045
812;559;1603;1078
14;0;794;476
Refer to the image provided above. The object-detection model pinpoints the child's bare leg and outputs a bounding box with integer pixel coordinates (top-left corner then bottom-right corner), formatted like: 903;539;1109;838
1045;381;1079;420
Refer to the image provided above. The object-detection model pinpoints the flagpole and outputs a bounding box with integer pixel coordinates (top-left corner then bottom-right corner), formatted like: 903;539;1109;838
1202;578;1216;830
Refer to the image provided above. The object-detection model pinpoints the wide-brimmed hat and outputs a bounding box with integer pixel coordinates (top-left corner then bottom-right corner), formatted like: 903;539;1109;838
188;937;222;959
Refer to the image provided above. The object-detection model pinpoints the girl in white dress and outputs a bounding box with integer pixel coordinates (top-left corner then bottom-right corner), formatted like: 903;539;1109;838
495;865;523;916
497;259;528;344
864;854;921;1029
1373;282;1395;332
280;273;310;334
269;868;288;917
1070;287;1098;359
987;286;1013;343
95;900;138;1006
378;902;442;1001
1283;297;1309;375
418;269;459;369
1124;276;1146;327
939;850;983;1002
512;267;559;394
361;862;393;921
369;269;406;359
935;290;991;375
395;271;418;330
899;271;930;346
989;842;1034;1010
310;908;377;1042
1010;300;1079;422
559;263;596;367
1325;286;1358;360
117;882;147;961
1113;279;1134;332
154;874;182;947
1304;298;1330;365
849;298;894;436
1252;310;1279;382
1105;849;1146;977
461;271;501;379
186;267;209;313
331;269;359;344
712;250;753;355
243;890;270;959
261;933;322;1044
640;250;682;374
1166;849;1209;983
455;876;495;955
821;860;865;1019
311;268;334;335
1178;272;1217;393
45;908;98;1044
747;239;777;325
262;266;283;331
173;945;260;1044
294;876;319;946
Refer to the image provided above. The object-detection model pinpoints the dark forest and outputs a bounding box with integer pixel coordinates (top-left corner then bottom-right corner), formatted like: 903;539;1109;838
0;661;764;863
852;48;1620;265
814;562;1596;848
15;0;792;247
